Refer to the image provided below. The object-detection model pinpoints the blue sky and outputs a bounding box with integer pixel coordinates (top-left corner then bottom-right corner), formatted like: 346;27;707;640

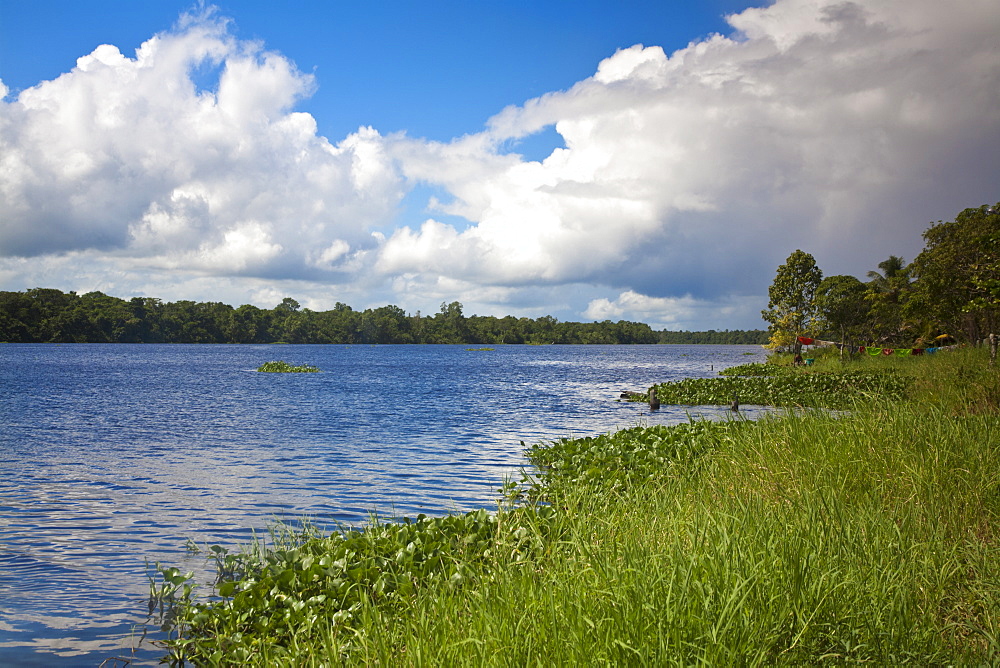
1;0;998;329
1;1;748;141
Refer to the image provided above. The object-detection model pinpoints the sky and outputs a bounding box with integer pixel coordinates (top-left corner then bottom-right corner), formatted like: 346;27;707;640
1;0;998;330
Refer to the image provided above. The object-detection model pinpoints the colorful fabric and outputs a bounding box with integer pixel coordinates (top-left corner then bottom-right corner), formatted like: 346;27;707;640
798;337;814;345
881;348;894;356
895;348;912;357
926;347;938;354
912;348;924;356
868;347;882;356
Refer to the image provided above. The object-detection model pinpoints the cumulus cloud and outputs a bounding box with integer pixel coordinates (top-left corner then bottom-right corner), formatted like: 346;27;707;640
585;290;763;330
2;0;998;330
0;8;402;276
379;0;1000;323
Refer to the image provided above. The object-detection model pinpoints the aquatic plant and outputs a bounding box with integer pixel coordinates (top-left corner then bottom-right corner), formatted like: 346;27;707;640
718;362;787;376
153;507;560;664
522;420;744;500
256;361;320;373
627;365;908;409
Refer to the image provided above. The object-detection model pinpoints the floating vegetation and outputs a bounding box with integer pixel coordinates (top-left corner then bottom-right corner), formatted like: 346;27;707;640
256;361;320;373
625;364;907;409
465;347;495;351
718;362;787;376
152;508;557;664
522;420;745;499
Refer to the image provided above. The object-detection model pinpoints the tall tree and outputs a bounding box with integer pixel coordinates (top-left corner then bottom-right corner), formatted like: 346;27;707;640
761;250;823;350
866;255;908;288
816;274;870;352
864;256;914;345
908;202;1000;342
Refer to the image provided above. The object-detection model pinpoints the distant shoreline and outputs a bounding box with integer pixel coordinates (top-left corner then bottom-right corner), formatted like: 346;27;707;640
1;287;768;345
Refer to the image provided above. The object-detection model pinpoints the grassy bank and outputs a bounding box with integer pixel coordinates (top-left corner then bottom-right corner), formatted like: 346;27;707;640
153;348;1000;665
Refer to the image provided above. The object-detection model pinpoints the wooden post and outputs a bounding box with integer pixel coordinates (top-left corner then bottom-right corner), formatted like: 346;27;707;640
990;333;997;366
730;393;739;412
648;385;660;411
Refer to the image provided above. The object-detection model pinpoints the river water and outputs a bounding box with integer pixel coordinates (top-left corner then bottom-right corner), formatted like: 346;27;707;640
0;343;766;665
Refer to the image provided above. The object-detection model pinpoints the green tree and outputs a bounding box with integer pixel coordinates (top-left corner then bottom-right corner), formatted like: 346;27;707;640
865;255;908;291
761;250;823;350
863;256;914;345
908;202;1000;342
428;301;470;343
816;275;870;352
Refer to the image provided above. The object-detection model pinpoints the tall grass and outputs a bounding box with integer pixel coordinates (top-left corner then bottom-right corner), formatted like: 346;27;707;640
156;347;1000;665
346;408;998;665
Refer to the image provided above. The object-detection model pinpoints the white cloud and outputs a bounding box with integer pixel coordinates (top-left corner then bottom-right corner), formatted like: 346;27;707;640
585;290;763;330
0;8;403;277
2;0;998;330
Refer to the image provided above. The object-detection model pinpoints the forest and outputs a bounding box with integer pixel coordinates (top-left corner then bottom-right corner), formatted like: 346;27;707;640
763;202;998;349
0;290;766;345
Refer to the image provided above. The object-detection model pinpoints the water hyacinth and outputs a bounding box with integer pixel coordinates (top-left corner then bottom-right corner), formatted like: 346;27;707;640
629;364;908;409
522;421;745;499
256;360;321;373
154;508;560;664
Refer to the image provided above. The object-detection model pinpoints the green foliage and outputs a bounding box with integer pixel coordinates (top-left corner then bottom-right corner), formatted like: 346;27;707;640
761;250;823;349
631;366;908;410
657;329;769;344
717;362;784;376
755;200;997;347
256;361;320;373
153;508;559;664
815;274;871;344
523;421;744;499
0;288;762;345
908;202;1000;342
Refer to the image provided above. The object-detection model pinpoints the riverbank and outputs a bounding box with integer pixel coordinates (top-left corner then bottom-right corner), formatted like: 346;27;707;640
154;347;999;664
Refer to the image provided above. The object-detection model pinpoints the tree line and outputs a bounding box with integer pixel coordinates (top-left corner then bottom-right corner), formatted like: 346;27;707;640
0;291;767;345
762;202;999;350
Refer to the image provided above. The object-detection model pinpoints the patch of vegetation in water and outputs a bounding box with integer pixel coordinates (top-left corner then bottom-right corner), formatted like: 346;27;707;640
626;363;908;409
522;420;745;499
256;361;320;373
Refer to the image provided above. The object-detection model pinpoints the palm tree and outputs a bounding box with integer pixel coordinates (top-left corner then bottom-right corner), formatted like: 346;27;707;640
866;255;914;344
866;255;908;292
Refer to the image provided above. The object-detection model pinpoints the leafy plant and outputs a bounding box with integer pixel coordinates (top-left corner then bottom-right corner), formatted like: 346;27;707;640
761;249;823;350
155;508;560;664
256;360;320;373
626;366;908;410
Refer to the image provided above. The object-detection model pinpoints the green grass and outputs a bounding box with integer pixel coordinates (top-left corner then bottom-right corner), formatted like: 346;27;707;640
155;347;1000;665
